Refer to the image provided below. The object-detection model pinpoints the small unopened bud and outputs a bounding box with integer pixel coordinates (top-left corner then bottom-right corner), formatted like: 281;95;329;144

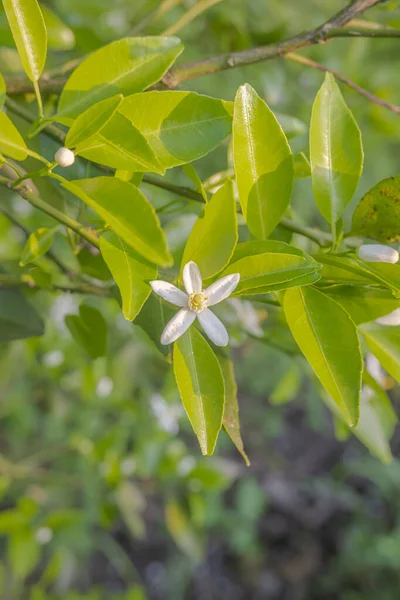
357;244;399;264
376;308;400;326
54;147;75;168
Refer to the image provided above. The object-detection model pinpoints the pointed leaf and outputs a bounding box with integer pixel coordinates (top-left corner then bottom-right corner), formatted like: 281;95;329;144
65;304;107;359
19;227;56;266
181;180;237;280
233;83;293;239
0;289;44;341
360;323;400;384
100;231;156;321
63;177;172;267
56;37;183;118
2;0;47;81
0;110;28;160
182;164;208;202
352;174;400;243
65;94;123;149
283;286;362;426
310;73;363;228
174;327;225;455
325;285;400;325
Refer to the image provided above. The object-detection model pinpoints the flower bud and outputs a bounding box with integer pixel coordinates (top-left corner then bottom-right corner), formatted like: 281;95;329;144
54;147;75;168
357;244;399;264
376;308;400;326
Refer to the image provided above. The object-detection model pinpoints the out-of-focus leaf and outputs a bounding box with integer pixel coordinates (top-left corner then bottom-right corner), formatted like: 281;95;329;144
360;323;400;384
275;112;307;138
63;177;172;267
2;0;47;81
181;180;237;280
293;152;311;178
77;248;111;281
283;286;362;426
65;94;123;149
116;481;146;539
0;72;6;108
19;227;57;266
310;73;363;233
40;5;75;51
352;174;400;242
56;37;183;118
0;110;28;160
8;528;40;580
270;363;302;405
100;231;156;321
165;499;203;563
174;327;225;455
233;83;293;239
65;304;107;359
0;289;44;341
324;285;400;324
117;91;232;169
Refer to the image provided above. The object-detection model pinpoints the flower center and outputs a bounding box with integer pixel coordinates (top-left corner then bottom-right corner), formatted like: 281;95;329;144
188;291;208;313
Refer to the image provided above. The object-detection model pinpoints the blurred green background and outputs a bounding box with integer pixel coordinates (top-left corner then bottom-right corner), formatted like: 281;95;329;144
1;1;400;599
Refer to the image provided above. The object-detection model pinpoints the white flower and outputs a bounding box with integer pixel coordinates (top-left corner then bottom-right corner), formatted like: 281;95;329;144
150;261;240;346
54;147;75;167
357;244;399;264
376;307;400;326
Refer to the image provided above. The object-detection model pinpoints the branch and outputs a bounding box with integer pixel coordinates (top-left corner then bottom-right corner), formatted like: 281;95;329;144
4;0;392;95
0;274;109;297
285;52;400;115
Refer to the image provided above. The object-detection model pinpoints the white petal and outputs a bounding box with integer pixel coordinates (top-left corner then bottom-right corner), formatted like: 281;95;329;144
150;280;188;307
160;309;196;345
357;244;399;264
183;261;202;295
205;273;240;306
197;309;229;346
376;308;400;326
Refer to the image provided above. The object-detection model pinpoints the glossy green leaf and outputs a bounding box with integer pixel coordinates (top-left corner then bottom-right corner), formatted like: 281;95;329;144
19;227;57;267
352;259;400;298
352;174;400;243
310;73;363;231
219;355;250;466
100;231;156;321
117;91;232;169
360;323;400;384
63;177;172;267
134;293;175;361
76;111;164;174
2;0;47;81
40;5;75;51
56;37;183;118
65;304;107;359
223;251;322;296
174;327;225;455
0;110;28;160
233;83;294;239
0;72;5;108
0;289;44;341
65;94;123;149
283;286;362;425
181;180;237;280
324;285;400;325
316;254;376;285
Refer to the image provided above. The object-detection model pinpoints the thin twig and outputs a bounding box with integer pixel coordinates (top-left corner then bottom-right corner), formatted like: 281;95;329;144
162;0;223;36
285;52;400;115
0;274;109;296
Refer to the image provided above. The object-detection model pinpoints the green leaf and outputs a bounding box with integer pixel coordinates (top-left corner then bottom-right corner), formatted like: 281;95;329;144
182;164;208;202
316;254;377;285
310;73;363;233
19;227;56;267
233;83;294;239
0;110;28;160
275;112;307;138
283;286;362;426
65;94;123;149
293;152;311;179
165;499;203;563
2;0;46;82
40;5;75;51
360;323;400;384
63;177;172;267
76;111;164;174
77;248;110;281
100;231;156;321
222;250;322;296
324;285;400;325
134;293;175;361
0;71;6;108
219;355;250;466
0;289;44;341
65;304;107;359
352;174;400;243
181;180;237;280
351;259;400;298
174;327;225;455
56;37;183;118
117;91;232;169
9;528;40;580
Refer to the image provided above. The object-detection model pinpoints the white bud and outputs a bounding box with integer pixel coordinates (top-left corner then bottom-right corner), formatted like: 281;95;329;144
54;147;75;168
357;244;399;264
35;526;53;545
376;308;400;326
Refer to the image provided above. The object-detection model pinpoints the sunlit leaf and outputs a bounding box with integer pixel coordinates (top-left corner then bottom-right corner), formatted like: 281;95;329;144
324;285;400;325
0;110;28;160
352;174;400;243
19;227;57;267
65;94;123;149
